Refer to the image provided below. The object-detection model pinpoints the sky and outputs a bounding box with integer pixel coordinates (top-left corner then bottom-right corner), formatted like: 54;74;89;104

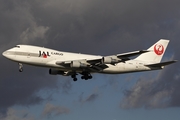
0;0;180;120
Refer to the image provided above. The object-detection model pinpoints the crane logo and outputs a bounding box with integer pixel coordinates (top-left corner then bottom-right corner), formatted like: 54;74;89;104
154;44;164;55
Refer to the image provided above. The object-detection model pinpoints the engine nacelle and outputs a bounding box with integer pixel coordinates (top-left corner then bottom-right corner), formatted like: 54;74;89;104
102;56;120;64
70;61;88;68
49;69;64;75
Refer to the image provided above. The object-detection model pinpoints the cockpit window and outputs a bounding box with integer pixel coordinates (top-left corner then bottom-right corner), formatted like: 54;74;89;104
14;45;20;48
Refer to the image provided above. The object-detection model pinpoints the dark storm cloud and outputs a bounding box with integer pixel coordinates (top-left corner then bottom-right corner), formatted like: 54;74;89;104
120;63;180;109
0;0;180;115
0;0;71;114
25;0;180;55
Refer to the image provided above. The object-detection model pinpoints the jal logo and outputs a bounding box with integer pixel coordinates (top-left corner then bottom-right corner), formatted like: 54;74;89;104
154;44;164;55
39;51;50;58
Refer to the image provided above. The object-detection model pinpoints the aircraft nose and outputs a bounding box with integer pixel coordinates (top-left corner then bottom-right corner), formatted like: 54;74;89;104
2;50;11;58
2;51;7;57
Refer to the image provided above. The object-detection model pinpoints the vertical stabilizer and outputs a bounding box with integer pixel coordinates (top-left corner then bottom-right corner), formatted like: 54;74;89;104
135;39;169;63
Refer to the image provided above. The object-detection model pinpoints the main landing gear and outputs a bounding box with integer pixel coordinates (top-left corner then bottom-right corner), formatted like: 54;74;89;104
81;72;92;80
18;63;23;72
81;73;92;80
71;74;77;81
71;72;93;81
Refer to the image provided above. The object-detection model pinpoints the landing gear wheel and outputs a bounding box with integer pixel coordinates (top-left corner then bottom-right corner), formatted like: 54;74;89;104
73;78;77;81
71;75;76;78
71;74;78;81
85;77;88;80
81;76;85;79
18;63;23;72
81;72;93;80
19;68;23;72
88;76;92;79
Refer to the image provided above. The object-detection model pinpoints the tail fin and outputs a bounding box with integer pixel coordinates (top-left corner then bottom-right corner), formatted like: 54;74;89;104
135;39;169;63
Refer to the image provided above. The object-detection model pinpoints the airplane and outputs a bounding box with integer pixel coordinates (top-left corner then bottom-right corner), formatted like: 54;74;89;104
2;39;177;81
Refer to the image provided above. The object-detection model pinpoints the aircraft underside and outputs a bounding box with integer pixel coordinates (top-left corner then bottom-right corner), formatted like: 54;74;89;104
17;62;155;81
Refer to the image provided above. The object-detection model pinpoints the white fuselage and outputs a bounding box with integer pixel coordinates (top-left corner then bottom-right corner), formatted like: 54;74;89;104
2;45;155;74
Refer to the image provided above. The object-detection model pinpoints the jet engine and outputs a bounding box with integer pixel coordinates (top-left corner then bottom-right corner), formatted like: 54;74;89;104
49;69;64;75
70;61;88;68
102;56;121;64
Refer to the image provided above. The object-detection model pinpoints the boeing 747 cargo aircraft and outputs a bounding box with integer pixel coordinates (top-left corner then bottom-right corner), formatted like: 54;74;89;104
2;39;177;81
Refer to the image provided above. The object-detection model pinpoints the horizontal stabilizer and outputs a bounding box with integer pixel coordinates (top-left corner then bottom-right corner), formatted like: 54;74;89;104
145;60;177;67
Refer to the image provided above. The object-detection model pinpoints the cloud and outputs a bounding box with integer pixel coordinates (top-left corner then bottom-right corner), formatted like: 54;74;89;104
42;103;70;117
0;0;73;114
120;63;180;109
20;24;49;44
79;93;99;103
79;90;99;103
0;108;36;120
84;93;99;102
0;0;180;116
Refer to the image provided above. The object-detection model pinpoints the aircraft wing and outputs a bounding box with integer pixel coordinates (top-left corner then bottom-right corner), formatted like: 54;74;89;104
56;58;108;72
103;50;149;63
112;50;149;59
55;50;149;71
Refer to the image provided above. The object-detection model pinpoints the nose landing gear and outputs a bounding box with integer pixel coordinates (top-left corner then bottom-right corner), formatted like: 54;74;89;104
19;63;23;72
